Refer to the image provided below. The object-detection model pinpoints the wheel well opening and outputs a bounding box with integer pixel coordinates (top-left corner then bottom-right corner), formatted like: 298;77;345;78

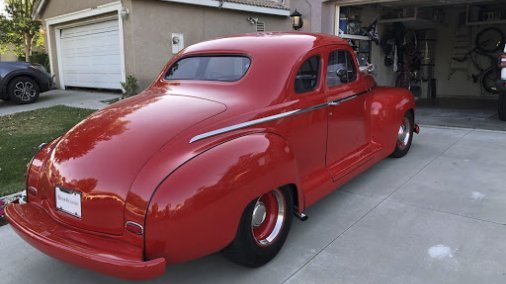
280;184;300;212
7;75;40;90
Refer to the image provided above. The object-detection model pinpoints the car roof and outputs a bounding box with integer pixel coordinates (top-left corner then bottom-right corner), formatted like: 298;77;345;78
182;32;349;58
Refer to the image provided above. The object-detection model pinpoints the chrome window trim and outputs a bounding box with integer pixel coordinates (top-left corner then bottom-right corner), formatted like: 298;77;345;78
189;89;371;143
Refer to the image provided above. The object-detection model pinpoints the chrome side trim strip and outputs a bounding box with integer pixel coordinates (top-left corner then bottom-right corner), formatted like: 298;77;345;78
189;89;371;143
190;102;328;143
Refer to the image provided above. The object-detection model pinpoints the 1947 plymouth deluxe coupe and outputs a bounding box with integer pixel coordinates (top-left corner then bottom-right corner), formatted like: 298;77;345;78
6;32;418;280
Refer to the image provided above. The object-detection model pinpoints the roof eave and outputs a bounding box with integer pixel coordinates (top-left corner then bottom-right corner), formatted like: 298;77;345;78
161;0;290;16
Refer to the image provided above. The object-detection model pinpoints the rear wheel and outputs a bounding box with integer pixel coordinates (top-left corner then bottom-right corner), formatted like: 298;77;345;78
499;94;506;121
390;111;414;158
8;76;40;104
223;187;293;267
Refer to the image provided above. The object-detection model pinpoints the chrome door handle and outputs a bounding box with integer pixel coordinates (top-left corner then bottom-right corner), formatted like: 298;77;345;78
328;101;340;106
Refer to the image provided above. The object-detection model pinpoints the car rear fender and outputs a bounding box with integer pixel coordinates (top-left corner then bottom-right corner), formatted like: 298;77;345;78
368;87;415;153
144;133;300;263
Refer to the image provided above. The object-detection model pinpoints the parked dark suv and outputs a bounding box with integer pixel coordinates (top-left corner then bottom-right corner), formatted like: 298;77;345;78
0;61;53;104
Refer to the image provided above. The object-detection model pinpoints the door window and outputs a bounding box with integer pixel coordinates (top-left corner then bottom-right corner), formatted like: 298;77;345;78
327;50;357;87
294;55;321;93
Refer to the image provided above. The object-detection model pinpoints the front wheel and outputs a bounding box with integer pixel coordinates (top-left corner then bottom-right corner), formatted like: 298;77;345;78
8;76;40;104
390;111;414;158
223;187;293;267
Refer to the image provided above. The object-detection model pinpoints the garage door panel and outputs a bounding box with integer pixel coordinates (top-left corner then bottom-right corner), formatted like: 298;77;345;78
60;20;122;90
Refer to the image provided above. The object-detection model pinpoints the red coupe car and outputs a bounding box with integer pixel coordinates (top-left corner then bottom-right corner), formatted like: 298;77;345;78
6;32;418;280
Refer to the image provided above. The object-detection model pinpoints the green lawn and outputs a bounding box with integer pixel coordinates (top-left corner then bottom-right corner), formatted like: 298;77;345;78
0;106;95;197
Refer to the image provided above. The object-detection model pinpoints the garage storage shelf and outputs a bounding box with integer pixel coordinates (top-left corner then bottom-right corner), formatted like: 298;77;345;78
466;4;506;26
466;19;506;26
377;7;443;26
340;34;370;40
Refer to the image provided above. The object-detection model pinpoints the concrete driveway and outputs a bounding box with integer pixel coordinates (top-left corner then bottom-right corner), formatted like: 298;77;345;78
0;89;119;115
1;125;506;284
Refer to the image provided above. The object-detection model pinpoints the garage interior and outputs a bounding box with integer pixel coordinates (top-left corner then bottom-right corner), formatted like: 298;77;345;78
335;0;506;130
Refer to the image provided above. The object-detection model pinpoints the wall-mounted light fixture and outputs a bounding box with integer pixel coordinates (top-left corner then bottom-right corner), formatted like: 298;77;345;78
290;9;303;30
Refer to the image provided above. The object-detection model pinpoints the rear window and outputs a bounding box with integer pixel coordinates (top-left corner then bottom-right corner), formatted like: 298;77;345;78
165;56;251;82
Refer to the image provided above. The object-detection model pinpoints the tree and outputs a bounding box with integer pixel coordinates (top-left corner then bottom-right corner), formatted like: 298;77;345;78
0;0;42;61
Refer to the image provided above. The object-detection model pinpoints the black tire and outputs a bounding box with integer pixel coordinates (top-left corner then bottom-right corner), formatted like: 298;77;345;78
390;111;414;158
8;76;40;104
476;27;505;53
499;94;506;121
482;68;499;94
223;187;293;267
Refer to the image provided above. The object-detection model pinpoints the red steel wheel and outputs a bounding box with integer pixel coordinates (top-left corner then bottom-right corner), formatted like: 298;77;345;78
223;187;293;267
251;189;286;247
390;111;414;158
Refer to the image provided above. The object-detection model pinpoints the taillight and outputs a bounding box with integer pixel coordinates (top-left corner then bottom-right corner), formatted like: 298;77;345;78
499;53;506;68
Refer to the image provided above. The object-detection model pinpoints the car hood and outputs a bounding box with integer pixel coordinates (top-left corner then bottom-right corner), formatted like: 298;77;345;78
41;93;226;235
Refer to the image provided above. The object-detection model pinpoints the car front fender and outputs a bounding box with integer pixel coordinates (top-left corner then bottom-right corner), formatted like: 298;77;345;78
144;133;300;263
368;87;415;153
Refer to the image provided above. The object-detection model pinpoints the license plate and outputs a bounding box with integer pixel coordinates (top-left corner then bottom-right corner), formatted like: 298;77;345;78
55;186;81;218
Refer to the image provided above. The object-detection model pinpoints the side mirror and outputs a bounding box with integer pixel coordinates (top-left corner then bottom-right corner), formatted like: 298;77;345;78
336;68;347;78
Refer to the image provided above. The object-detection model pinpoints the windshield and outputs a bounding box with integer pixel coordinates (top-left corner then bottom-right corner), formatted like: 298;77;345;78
165;56;251;82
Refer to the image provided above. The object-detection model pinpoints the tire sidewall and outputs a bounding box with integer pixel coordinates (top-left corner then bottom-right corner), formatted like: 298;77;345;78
391;111;414;158
224;187;293;267
8;77;40;104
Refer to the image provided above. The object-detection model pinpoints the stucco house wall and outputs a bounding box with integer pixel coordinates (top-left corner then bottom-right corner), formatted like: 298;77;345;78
126;0;291;88
37;0;291;90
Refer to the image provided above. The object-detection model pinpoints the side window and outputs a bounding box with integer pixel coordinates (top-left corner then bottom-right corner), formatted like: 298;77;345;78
294;55;321;93
327;50;357;87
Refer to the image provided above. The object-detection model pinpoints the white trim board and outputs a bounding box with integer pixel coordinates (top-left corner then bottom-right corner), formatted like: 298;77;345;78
45;2;122;25
45;2;126;89
161;0;290;16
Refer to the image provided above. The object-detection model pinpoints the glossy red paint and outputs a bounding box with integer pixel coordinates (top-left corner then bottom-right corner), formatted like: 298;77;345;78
6;32;416;280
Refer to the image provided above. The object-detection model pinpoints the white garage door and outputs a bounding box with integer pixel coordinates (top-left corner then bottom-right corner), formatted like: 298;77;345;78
60;20;122;89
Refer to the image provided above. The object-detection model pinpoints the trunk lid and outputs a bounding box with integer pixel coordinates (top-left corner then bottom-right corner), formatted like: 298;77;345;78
41;94;226;235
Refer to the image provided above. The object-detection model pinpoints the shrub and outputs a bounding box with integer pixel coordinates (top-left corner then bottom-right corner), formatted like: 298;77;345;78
121;75;139;99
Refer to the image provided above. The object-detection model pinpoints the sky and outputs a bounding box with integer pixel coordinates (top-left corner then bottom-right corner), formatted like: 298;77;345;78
0;0;5;16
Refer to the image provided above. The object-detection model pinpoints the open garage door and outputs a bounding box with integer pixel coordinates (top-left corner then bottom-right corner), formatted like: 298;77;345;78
333;0;506;130
59;20;122;90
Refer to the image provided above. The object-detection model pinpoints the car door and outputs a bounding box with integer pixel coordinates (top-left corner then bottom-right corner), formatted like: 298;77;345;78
325;46;371;180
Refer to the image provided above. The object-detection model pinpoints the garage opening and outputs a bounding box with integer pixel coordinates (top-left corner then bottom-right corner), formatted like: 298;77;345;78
58;19;123;90
334;0;506;130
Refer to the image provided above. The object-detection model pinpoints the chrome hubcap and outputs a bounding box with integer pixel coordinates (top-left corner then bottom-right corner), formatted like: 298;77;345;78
251;189;286;247
13;81;36;102
252;201;267;227
397;117;411;150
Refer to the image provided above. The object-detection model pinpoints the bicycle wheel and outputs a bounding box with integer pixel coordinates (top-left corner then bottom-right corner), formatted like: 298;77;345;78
482;68;499;94
476;27;505;53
